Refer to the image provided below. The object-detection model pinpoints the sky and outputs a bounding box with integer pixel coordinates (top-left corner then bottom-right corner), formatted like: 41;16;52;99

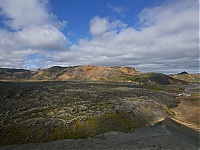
0;0;199;74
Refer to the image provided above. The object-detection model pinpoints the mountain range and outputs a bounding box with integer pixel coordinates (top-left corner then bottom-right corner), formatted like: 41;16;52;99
0;65;192;85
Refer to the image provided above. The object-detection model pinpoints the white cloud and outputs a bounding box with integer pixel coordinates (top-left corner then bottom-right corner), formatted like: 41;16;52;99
0;0;49;30
90;16;109;36
107;4;124;14
90;16;126;36
17;25;67;50
48;0;198;73
0;0;68;69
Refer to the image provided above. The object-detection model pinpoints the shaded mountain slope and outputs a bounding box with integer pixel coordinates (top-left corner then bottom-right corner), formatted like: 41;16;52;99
132;72;187;85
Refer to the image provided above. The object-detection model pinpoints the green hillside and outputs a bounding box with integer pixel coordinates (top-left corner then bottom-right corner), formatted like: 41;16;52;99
171;74;199;83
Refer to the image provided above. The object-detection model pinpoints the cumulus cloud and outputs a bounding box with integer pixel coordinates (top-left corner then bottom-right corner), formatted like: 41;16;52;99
49;0;198;73
0;0;49;30
90;16;127;36
90;16;109;36
0;0;68;68
17;25;67;50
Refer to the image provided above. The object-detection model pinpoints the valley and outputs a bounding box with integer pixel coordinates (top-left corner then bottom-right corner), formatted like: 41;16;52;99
0;66;199;149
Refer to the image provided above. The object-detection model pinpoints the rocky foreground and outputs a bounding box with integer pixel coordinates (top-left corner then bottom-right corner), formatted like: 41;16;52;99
0;80;180;146
1;117;199;150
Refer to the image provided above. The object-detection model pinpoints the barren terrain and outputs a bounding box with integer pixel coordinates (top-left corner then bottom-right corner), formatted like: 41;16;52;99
0;81;199;149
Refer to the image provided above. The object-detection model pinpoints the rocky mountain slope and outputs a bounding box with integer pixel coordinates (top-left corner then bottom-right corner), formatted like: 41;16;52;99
0;65;187;85
31;65;141;81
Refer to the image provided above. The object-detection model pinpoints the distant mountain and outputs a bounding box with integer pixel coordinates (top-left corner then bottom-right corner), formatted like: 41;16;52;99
178;71;188;75
0;65;188;85
0;68;32;80
0;68;29;73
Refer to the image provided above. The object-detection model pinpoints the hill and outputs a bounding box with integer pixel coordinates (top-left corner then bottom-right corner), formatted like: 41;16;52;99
0;68;29;73
31;65;141;81
0;65;187;85
171;73;199;83
132;72;187;85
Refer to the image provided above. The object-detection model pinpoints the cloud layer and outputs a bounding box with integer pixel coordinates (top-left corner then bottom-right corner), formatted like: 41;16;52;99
0;0;199;73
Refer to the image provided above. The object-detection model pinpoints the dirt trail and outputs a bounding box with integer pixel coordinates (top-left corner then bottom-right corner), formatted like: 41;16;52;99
170;85;200;131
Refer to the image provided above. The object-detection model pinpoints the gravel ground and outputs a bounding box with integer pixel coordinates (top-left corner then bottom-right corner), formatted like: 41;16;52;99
1;117;199;150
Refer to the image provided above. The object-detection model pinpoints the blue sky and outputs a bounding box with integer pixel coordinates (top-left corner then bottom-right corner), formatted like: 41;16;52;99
49;0;161;44
0;0;199;73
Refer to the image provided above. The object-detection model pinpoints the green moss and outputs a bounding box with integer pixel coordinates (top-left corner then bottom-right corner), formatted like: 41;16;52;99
0;112;151;146
97;113;138;133
145;85;185;94
108;74;134;82
65;117;98;139
0;125;30;145
98;103;110;110
145;86;165;91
